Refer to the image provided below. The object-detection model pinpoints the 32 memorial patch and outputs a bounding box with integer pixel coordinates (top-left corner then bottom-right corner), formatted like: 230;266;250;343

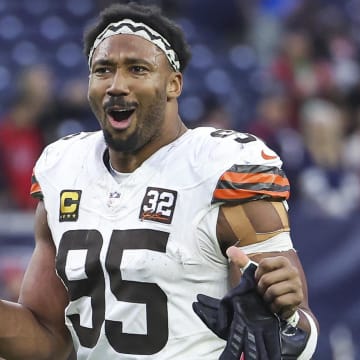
59;190;82;222
140;187;177;224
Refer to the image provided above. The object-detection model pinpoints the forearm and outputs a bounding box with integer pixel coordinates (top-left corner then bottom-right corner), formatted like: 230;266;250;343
0;300;71;360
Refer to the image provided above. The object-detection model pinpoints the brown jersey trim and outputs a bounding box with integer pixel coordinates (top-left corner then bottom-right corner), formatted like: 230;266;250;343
30;172;44;200
212;164;290;204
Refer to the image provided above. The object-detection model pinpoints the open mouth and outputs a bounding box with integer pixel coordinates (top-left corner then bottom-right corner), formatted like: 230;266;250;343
105;107;136;130
109;109;135;122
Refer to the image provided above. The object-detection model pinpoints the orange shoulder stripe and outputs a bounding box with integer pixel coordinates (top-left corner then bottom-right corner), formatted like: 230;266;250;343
220;171;289;187
212;164;290;203
30;171;43;199
30;181;41;196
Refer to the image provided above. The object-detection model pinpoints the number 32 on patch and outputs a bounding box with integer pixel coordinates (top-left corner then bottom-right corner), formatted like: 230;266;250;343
139;187;177;224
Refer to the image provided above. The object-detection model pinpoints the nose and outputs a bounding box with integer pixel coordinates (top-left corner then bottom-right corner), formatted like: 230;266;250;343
106;69;130;97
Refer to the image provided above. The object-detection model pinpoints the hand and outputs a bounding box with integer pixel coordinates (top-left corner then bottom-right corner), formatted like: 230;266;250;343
193;258;281;360
193;247;310;359
227;247;303;320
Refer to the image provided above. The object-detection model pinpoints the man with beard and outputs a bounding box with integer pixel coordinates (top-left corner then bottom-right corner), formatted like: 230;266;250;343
0;2;318;359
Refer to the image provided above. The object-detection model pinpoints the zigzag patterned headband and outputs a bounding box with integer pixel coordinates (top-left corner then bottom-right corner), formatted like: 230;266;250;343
88;18;180;72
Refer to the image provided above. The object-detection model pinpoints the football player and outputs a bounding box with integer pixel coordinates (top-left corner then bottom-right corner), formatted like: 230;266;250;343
0;3;318;359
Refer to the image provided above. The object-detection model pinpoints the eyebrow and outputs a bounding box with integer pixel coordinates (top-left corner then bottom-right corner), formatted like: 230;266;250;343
92;57;156;68
91;59;115;67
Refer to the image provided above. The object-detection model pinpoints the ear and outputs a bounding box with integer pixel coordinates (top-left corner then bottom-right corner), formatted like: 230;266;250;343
166;72;183;100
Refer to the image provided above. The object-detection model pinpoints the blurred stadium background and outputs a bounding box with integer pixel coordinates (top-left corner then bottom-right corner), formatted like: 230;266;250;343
0;0;359;358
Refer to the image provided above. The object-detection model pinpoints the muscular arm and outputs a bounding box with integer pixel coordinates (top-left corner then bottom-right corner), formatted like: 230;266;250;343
0;201;73;360
217;200;319;334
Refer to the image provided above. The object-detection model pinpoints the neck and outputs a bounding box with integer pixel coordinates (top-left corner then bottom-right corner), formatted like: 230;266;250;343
108;118;187;173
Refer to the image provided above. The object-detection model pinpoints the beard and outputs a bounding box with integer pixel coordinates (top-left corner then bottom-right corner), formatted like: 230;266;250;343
103;128;141;152
103;92;167;153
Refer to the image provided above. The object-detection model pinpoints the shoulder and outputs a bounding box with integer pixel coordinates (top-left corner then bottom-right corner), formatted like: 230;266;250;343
186;127;284;172
35;131;103;174
186;128;290;204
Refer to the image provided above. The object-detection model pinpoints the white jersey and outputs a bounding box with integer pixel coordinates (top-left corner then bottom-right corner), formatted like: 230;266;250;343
32;127;288;359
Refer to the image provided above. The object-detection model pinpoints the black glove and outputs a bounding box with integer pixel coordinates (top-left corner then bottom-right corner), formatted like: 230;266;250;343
193;263;282;360
280;322;309;360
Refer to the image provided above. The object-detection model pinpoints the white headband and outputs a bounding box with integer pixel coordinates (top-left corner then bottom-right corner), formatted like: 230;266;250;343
88;18;180;72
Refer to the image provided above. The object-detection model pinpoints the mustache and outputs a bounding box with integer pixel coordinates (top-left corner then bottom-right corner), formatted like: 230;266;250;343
104;97;138;111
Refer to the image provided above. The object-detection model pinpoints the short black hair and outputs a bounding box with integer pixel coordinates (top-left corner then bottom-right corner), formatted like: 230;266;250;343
83;2;191;73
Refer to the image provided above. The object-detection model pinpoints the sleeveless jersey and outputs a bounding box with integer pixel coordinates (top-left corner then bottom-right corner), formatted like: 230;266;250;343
32;127;289;359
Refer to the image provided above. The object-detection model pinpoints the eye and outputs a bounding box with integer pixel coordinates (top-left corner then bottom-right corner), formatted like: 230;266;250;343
93;66;111;76
130;65;148;74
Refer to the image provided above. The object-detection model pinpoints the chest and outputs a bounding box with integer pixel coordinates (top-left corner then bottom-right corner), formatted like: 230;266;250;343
50;166;216;283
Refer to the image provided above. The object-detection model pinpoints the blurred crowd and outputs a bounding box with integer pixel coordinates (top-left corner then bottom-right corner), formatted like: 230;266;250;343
0;0;360;358
0;63;94;209
1;0;360;217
